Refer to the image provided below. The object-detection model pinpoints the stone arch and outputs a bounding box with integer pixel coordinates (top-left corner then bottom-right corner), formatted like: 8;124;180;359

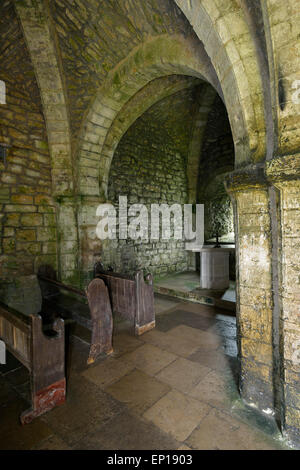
15;0;73;197
76;33;253;198
102;77;217;205
174;0;267;165
103;75;204;199
186;84;217;203
16;1;76;282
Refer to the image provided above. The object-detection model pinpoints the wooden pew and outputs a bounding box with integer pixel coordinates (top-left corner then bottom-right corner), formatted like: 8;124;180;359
37;273;113;365
38;263;155;364
0;301;65;424
94;263;155;336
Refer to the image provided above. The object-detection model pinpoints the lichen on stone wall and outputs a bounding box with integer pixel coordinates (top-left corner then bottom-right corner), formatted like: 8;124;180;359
0;1;57;282
50;0;197;140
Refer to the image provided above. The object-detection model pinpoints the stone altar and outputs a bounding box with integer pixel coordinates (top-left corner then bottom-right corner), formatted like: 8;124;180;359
192;245;235;290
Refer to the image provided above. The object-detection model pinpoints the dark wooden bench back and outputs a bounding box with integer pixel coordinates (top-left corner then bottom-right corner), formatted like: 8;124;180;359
0;301;65;424
94;267;155;336
37;265;155;365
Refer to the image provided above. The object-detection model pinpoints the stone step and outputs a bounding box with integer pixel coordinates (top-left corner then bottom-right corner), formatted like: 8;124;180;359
154;284;236;313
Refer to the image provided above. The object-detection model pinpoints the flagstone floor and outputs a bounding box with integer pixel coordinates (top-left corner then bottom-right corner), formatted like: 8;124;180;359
0;294;291;450
154;272;236;311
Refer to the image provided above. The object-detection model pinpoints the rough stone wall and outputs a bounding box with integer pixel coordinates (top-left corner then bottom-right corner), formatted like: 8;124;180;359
264;0;300;156
106;88;194;277
0;2;57;283
198;95;235;242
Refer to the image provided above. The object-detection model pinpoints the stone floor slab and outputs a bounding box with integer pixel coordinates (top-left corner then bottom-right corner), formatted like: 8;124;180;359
0;399;53;450
3;365;29;387
0;351;22;375
142;329;200;358
74;409;179;450
156;357;211;394
186;407;281;450
111;332;144;358
122;343;177;376
82;356;135;388
105;369;170;415
166;324;222;351
158;309;216;333
41;374;124;446
188;369;238;410
143;389;210;442
188;348;232;372
209;318;237;339
154;294;180;314
0;376;20;405
32;434;71;450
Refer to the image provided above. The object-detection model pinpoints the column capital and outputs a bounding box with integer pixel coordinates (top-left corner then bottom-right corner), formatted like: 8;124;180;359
55;195;108;207
77;195;108;205
224;163;267;194
265;153;300;186
55;195;76;206
225;154;300;194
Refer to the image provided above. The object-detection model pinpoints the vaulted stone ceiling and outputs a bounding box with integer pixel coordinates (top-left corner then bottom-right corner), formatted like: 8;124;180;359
50;0;198;137
129;85;203;159
0;1;42;111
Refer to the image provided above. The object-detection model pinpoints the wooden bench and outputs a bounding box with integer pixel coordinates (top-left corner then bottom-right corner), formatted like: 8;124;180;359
38;264;155;365
0;301;66;424
38;272;113;365
94;263;155;336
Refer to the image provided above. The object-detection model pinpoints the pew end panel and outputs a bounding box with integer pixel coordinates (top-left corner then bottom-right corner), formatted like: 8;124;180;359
0;303;66;424
86;278;113;365
21;315;66;424
135;271;155;335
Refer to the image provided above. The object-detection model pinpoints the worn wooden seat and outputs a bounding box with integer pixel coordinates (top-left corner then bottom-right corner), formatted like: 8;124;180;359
0;301;65;424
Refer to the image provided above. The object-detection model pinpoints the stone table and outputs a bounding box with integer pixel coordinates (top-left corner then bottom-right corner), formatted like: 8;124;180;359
192;245;235;290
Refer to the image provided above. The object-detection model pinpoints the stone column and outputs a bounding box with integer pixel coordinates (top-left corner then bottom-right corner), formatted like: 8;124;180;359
77;196;104;288
16;1;76;286
56;195;104;288
226;165;275;414
56;197;79;285
267;155;300;447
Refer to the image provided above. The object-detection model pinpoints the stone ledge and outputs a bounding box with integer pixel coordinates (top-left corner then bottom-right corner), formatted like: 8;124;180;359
225;154;300;194
225;163;267;193
266;153;300;183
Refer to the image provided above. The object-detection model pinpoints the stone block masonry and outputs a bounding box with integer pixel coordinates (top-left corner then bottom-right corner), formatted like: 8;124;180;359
198;95;235;243
106;90;192;277
0;2;57;283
